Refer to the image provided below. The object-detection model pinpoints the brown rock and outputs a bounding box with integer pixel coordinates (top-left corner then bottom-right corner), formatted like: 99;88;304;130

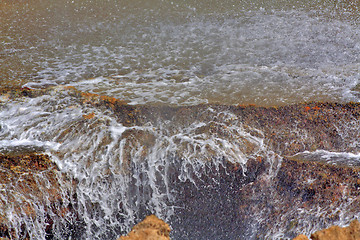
0;153;74;239
293;220;360;240
237;155;360;239
118;215;171;240
311;219;360;240
293;234;309;240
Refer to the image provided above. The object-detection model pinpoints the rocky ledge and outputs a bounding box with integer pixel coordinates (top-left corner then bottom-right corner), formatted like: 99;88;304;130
294;219;360;240
118;215;360;240
1;86;360;239
0;153;75;239
118;215;170;240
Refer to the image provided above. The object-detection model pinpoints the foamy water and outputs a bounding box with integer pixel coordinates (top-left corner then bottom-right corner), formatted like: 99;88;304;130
2;0;360;106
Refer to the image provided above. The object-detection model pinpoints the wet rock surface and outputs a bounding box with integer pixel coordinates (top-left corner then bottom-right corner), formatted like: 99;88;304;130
293;234;310;240
311;219;360;240
0;153;77;239
169;156;360;239
272;158;359;238
293;219;360;240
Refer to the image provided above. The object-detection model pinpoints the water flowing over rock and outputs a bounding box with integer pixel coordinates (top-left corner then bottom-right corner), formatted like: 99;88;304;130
3;0;360;238
0;86;359;239
0;153;77;239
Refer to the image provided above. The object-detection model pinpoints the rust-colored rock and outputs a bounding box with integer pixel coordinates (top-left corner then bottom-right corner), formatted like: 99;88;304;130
276;158;360;206
293;220;360;240
311;219;360;240
118;215;171;240
293;234;309;240
83;112;96;120
2;85;360;239
0;153;74;239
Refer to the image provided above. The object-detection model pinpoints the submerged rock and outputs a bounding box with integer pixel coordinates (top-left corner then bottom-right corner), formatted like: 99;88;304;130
293;219;360;240
118;215;171;240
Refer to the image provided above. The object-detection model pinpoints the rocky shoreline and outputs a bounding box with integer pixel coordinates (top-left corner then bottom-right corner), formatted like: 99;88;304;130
118;215;171;240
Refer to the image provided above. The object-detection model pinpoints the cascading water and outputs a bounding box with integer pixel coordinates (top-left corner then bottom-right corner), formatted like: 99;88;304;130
1;87;359;239
1;0;360;239
0;87;280;239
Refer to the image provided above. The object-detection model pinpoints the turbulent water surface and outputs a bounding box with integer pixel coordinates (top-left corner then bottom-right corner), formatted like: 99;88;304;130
1;0;360;239
2;0;360;106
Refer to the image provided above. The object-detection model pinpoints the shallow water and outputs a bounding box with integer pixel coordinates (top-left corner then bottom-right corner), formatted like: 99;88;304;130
2;0;360;106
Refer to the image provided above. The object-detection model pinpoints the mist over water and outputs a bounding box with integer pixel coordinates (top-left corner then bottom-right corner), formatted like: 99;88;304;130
2;0;360;106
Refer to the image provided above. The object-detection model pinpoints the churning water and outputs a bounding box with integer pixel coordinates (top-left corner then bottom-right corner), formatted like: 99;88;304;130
2;0;360;106
1;0;360;239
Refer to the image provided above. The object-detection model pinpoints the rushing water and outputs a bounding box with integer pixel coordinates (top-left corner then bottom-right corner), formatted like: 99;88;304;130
1;0;360;239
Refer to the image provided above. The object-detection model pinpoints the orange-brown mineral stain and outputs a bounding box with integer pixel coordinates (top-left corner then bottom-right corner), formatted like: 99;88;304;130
82;112;95;120
81;92;100;104
63;86;77;91
100;95;127;105
100;95;118;104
